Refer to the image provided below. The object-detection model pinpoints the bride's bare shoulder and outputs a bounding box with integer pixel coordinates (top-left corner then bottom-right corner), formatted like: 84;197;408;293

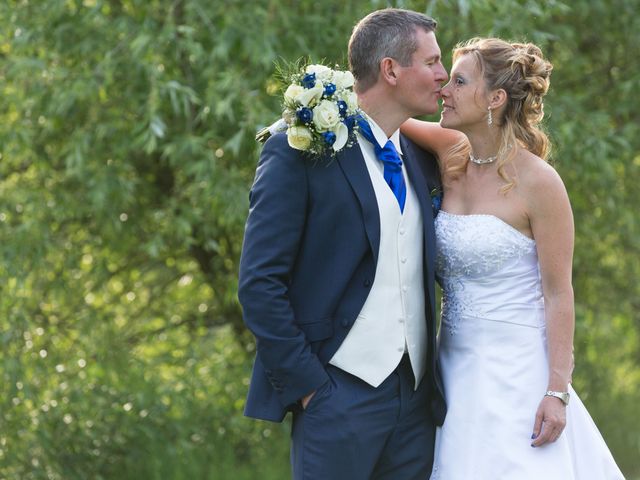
401;119;466;165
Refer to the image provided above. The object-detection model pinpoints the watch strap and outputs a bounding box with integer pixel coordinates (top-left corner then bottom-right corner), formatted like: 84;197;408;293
545;390;570;405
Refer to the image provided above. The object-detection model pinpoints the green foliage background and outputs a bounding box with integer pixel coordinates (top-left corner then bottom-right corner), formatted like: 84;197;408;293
0;0;638;478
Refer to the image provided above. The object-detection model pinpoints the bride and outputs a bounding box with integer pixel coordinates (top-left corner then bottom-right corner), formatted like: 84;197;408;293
402;37;624;479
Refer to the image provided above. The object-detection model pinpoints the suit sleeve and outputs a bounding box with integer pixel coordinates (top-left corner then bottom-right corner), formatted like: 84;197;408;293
238;134;329;408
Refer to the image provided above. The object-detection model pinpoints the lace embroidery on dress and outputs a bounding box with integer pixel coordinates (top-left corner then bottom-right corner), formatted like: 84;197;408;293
440;277;474;336
435;212;536;335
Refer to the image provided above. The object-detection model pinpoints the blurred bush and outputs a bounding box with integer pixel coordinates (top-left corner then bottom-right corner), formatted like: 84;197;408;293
0;0;638;478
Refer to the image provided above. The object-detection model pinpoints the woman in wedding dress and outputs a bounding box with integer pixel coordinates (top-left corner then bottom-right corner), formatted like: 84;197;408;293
402;38;624;479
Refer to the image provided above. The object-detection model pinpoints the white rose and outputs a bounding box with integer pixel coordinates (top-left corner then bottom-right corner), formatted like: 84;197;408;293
312;100;340;131
333;70;355;89
287;125;313;150
344;91;359;114
296;82;324;107
306;64;332;82
332;122;349;151
284;84;305;104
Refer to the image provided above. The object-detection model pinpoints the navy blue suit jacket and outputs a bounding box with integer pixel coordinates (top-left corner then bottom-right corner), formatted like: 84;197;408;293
238;132;446;423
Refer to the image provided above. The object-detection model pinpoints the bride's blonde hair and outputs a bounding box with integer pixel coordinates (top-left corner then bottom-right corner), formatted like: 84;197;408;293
445;38;553;192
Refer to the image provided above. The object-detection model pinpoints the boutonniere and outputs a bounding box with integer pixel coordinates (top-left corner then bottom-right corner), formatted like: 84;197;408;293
256;60;361;159
430;186;443;217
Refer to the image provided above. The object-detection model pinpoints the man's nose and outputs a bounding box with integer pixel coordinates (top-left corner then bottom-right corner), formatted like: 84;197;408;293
436;63;449;83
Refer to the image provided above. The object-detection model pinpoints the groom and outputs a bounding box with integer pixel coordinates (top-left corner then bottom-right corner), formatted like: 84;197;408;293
238;8;448;479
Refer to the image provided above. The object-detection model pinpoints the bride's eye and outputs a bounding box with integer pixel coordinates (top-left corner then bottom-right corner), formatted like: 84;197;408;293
455;76;466;86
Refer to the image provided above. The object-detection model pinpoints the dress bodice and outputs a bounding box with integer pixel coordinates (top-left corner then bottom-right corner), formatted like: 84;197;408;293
435;211;544;333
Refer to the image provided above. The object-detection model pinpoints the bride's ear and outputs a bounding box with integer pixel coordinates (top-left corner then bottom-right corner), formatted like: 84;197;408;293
488;88;507;110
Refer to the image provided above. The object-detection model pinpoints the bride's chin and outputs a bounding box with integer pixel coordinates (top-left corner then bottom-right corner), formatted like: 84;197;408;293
440;119;463;132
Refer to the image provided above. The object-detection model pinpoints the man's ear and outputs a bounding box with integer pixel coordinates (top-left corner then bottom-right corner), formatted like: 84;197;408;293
380;57;399;86
488;88;507;109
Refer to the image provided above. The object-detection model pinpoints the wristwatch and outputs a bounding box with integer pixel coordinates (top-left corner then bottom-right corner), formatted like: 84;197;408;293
545;390;570;405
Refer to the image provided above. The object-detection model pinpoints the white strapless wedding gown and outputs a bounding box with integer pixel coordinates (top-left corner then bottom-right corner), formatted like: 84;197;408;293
430;211;624;480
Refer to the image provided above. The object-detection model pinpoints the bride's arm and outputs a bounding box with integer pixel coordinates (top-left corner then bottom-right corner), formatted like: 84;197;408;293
526;160;575;448
400;119;466;166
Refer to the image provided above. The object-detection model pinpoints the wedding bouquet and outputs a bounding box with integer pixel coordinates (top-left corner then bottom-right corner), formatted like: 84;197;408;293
257;62;361;158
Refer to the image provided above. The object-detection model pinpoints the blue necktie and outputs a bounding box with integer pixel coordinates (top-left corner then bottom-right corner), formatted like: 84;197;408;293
357;118;406;213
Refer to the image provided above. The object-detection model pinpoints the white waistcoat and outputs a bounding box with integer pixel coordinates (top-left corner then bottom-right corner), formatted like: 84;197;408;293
330;140;427;389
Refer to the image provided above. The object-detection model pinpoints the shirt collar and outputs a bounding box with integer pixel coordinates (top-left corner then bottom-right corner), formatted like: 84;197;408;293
361;112;403;156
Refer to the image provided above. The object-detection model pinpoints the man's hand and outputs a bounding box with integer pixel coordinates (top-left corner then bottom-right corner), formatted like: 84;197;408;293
301;390;316;410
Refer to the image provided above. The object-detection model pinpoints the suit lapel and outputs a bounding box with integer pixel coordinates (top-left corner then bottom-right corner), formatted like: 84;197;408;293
336;143;381;263
336;136;438;284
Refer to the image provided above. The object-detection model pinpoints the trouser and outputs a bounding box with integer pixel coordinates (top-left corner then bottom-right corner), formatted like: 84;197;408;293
291;355;436;480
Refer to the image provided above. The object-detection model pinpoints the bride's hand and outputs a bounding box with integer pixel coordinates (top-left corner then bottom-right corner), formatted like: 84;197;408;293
530;395;567;447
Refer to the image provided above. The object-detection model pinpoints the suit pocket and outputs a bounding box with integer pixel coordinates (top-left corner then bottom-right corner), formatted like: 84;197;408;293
303;378;332;413
298;318;333;342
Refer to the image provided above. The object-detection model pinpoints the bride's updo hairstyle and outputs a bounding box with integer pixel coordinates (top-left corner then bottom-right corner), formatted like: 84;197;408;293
447;38;553;191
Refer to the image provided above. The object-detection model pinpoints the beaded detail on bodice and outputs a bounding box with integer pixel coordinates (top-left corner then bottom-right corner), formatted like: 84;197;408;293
435;211;543;335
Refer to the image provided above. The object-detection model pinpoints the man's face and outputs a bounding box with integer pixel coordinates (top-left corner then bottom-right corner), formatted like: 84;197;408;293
394;29;448;117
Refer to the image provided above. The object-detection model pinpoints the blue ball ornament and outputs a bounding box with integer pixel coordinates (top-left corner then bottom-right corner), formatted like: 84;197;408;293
296;107;313;124
301;72;316;89
323;83;337;97
337;100;348;117
323;131;337;146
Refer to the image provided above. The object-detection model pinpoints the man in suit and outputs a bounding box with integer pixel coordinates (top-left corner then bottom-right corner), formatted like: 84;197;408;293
238;8;448;479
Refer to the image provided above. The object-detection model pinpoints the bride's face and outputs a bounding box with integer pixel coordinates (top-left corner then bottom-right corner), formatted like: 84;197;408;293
439;54;491;131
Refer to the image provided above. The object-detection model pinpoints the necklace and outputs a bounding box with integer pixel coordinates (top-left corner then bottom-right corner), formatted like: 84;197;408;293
469;152;497;165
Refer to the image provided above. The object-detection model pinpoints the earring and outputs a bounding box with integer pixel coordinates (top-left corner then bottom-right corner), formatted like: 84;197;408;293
487;107;493;126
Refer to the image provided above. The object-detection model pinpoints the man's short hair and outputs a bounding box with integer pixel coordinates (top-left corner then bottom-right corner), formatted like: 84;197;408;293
348;8;437;92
